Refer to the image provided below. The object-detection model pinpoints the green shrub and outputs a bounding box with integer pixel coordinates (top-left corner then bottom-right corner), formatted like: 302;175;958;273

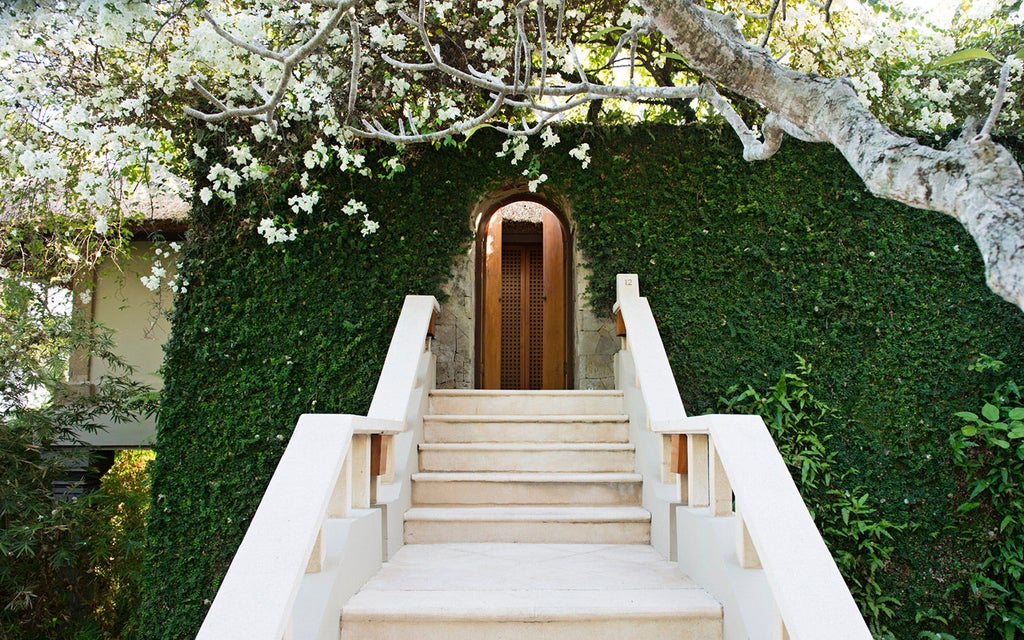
950;356;1024;639
1;271;156;640
722;358;903;636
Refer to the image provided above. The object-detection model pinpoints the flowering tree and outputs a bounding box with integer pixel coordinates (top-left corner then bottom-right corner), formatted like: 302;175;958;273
1;1;1023;306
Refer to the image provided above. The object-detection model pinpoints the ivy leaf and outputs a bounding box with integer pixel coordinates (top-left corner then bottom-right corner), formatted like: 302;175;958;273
584;26;627;42
957;501;980;514
990;438;1010;449
982;403;1000;422
955;411;979;422
1007;407;1024;421
1009;425;1024;439
961;424;978;437
462;123;496;141
936;48;1000;67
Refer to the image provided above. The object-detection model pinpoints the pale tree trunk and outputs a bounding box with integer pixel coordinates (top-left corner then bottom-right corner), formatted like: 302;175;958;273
641;0;1024;311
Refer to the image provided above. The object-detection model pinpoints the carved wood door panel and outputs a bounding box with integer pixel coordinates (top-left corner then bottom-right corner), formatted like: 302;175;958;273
481;208;566;389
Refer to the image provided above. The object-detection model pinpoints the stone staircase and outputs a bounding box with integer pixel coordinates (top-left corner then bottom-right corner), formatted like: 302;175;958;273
339;390;723;639
406;389;649;543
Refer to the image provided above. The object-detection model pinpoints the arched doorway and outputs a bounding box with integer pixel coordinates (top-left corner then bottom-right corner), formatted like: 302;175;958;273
477;199;571;389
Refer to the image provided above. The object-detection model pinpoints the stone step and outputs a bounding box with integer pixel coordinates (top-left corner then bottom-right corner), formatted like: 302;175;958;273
418;442;635;473
411;471;643;506
429;390;625;416
340;543;723;640
404;506;651;544
423;414;629;443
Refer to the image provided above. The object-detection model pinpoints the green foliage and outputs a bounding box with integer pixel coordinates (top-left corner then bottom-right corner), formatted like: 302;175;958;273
1;275;156;639
722;358;903;636
555;124;1024;636
936;47;1002;67
950;356;1024;638
138;131;483;638
146;124;1024;638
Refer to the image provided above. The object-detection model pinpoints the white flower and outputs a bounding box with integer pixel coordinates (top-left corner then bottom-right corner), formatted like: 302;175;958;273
257;218;298;245
568;142;591;169
497;137;530;165
199;187;213;205
140;275;160;291
228;145;253;166
540;127;560;148
79;290;92;305
343;198;368;217
489;10;506;26
94;215;109;235
361;215;380;236
375;0;388;13
527;172;548;192
288;190;320;215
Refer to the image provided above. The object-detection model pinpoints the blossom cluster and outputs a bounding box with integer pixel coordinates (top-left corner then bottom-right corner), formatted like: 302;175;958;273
140;242;187;295
3;0;1022;263
257;218;299;245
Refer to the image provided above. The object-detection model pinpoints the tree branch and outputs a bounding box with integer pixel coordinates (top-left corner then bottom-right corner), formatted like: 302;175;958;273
700;82;817;160
759;0;783;48
642;0;1024;311
980;55;1015;139
185;1;353;132
350;92;507;143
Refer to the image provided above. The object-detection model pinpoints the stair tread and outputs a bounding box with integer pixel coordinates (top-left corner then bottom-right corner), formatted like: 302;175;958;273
405;506;651;522
344;588;720;620
430;390;625;397
412;471;642;482
419;442;634;451
343;543;719;620
424;414;628;422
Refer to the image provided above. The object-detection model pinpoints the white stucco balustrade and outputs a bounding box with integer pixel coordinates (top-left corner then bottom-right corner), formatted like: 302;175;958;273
613;274;871;640
197;295;439;640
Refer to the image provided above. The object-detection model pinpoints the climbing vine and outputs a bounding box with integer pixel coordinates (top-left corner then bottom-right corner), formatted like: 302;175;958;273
144;124;1024;639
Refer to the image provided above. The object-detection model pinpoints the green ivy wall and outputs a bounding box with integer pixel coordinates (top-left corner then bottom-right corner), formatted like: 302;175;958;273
140;125;1024;639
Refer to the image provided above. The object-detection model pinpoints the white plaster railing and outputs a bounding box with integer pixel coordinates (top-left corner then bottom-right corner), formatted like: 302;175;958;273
613;274;871;640
612;274;688;432
197;295;439;640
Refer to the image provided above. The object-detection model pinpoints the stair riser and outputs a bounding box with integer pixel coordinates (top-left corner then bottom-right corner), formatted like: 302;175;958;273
341;618;722;640
424;421;629;443
429;395;624;416
412;479;642;506
419;449;635;473
404;521;650;544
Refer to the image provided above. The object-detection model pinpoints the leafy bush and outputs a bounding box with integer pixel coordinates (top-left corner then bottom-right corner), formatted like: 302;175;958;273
1;275;156;639
722;358;903;636
950;356;1024;639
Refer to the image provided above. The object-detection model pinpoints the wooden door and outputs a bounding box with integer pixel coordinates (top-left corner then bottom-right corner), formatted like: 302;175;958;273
481;209;567;389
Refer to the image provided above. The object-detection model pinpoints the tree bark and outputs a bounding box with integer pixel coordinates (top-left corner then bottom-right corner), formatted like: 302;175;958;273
641;0;1024;311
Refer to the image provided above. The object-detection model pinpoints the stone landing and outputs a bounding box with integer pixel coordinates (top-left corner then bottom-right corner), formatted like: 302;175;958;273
340;543;722;639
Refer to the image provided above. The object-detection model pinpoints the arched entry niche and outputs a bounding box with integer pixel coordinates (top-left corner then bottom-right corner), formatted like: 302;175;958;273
476;198;573;390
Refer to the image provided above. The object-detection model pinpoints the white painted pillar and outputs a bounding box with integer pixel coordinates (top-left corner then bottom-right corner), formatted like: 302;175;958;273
687;433;710;508
709;439;732;516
